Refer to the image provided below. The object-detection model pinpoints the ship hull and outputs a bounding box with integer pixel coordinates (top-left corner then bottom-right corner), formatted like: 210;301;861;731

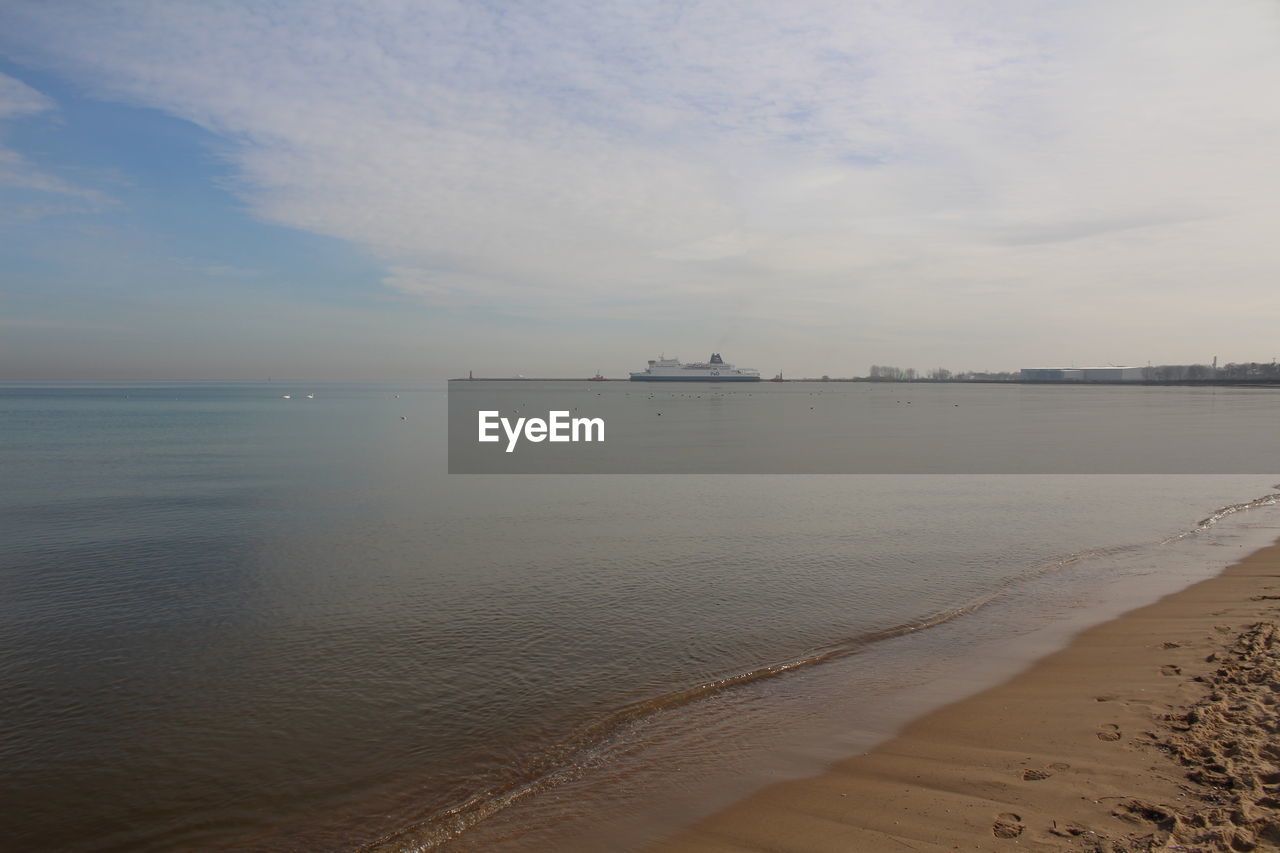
629;374;761;382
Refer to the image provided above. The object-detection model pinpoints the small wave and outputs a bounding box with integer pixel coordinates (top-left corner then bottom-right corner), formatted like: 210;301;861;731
1179;485;1280;538
357;599;991;853
1009;484;1280;582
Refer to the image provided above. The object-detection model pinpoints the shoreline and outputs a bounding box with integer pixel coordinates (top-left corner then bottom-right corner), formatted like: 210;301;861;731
646;538;1280;852
446;378;1280;387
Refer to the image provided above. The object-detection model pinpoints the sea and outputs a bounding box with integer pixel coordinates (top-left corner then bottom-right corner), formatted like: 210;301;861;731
2;380;1279;852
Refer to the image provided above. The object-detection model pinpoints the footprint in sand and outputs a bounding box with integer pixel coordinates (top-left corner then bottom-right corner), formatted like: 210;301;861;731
1161;641;1182;649
1097;724;1122;741
1021;762;1071;780
1049;821;1090;838
992;812;1024;838
1161;664;1182;676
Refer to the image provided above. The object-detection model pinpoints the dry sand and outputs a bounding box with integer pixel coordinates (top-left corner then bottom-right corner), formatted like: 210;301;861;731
647;541;1280;853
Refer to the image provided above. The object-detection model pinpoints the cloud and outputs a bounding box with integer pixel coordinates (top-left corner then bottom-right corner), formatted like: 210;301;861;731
164;257;263;279
2;0;1279;360
0;70;53;118
0;71;114;219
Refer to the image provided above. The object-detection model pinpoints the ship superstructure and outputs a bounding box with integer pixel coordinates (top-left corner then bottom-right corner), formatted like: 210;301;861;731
629;353;761;382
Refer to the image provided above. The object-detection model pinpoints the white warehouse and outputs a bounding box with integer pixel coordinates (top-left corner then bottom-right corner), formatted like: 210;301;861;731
1020;367;1147;382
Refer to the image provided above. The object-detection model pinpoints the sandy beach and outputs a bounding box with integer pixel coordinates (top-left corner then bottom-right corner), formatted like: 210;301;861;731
648;540;1280;852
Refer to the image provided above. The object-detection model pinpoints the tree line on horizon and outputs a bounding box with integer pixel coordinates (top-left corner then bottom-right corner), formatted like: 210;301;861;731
867;365;1019;381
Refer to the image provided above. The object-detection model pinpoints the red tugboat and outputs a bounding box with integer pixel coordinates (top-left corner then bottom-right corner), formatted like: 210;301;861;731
588;371;608;381
770;371;785;382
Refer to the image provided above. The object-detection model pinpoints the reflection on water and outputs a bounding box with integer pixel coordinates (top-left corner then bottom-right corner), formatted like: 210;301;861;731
1;382;1277;851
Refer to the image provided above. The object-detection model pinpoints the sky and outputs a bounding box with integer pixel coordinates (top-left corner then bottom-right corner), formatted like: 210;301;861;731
1;0;1278;380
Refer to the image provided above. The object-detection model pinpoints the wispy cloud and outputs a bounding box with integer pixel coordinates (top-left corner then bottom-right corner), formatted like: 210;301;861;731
165;257;263;279
2;1;1279;364
0;70;52;118
0;71;114;219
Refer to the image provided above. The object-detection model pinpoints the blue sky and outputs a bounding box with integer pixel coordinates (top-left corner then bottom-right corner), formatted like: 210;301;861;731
0;60;414;379
2;1;1279;379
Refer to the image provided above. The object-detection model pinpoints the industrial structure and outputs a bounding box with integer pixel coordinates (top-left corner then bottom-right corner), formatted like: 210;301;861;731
1020;367;1147;382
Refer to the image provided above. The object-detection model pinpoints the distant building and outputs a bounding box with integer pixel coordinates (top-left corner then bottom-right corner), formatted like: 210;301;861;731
1020;368;1076;381
1020;367;1146;382
1081;367;1146;381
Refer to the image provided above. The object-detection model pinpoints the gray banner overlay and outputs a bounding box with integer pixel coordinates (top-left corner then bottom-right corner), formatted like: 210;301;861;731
448;381;1280;474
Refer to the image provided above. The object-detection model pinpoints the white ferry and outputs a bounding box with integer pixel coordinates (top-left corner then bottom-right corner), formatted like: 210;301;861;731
629;353;761;382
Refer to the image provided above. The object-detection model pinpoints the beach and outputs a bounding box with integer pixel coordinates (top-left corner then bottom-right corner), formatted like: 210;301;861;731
648;539;1280;852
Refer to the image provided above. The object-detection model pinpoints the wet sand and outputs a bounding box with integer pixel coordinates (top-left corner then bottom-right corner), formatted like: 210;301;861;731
648;540;1280;852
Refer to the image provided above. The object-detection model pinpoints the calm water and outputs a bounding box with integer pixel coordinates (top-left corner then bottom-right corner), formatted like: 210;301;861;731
450;380;1280;473
2;381;1279;852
